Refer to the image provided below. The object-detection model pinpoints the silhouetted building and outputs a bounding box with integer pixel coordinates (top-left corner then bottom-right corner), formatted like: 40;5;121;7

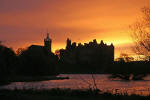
59;39;114;65
29;33;52;53
44;33;52;52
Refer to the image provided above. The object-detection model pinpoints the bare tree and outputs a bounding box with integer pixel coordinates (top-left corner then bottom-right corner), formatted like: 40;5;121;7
130;7;150;60
78;74;98;91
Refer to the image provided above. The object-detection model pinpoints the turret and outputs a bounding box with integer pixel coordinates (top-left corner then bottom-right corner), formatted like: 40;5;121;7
66;38;72;50
44;33;52;52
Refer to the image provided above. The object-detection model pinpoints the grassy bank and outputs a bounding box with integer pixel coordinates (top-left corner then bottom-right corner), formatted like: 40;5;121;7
0;88;150;100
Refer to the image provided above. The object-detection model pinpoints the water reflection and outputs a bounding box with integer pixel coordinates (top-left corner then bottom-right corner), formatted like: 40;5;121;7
1;74;150;96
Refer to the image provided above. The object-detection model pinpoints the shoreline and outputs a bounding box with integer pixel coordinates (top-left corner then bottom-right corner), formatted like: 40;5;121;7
0;76;69;85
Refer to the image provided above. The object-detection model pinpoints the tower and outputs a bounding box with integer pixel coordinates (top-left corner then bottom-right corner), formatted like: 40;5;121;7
66;38;71;50
44;33;52;52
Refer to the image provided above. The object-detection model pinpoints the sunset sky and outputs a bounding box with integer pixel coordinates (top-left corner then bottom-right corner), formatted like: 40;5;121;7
0;0;150;58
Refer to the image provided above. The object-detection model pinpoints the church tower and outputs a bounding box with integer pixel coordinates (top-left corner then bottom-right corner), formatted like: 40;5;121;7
44;33;52;52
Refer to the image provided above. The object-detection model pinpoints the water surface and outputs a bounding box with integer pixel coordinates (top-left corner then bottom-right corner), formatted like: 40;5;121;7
1;74;150;96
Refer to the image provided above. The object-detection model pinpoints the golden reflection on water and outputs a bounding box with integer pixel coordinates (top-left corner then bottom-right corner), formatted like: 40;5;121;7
1;74;150;96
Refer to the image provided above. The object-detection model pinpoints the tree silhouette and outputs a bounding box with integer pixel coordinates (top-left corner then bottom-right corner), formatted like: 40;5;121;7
109;53;147;81
0;44;17;84
18;45;59;76
130;7;150;60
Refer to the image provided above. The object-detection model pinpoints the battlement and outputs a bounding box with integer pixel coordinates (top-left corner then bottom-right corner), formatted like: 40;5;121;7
66;39;114;50
60;38;114;65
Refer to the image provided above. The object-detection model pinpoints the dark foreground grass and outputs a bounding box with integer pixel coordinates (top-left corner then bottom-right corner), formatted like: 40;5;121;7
0;88;150;100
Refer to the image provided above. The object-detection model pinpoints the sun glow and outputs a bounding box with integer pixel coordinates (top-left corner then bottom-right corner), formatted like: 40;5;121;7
1;0;149;59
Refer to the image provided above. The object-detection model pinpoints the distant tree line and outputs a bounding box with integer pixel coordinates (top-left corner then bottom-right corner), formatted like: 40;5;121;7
106;61;150;80
0;44;59;84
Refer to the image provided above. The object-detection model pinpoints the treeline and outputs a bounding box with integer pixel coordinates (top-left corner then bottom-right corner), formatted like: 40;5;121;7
0;44;59;83
59;60;150;80
106;61;150;80
107;61;150;74
1;44;150;81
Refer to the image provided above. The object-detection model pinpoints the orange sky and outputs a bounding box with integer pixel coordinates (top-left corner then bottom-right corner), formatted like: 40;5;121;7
0;0;150;58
